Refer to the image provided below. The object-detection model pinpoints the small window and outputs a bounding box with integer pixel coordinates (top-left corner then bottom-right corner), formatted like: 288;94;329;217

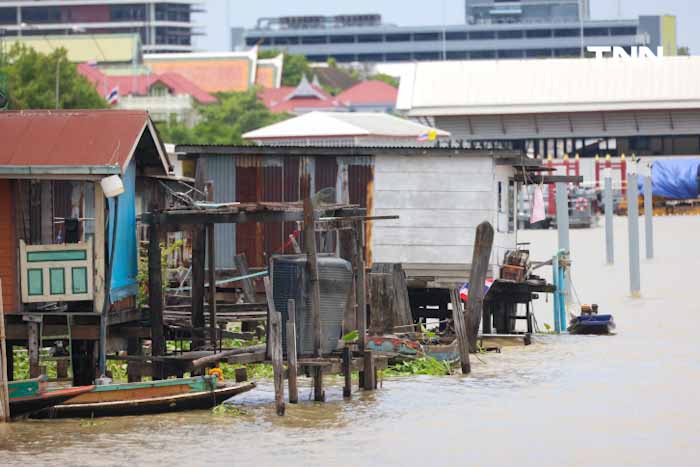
446;31;467;41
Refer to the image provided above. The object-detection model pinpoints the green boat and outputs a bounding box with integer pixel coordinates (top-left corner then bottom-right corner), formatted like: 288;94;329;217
33;375;255;419
8;377;95;419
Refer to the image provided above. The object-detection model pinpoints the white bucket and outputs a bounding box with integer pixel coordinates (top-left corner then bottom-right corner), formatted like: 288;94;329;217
100;174;125;198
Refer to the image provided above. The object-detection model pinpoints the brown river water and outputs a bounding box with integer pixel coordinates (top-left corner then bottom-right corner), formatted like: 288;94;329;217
1;215;699;466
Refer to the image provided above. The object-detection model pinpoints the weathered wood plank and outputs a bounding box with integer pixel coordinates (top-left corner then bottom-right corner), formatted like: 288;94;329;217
286;299;299;404
233;254;256;303
302;174;322;357
466;222;495;352
207;183;217;348
191;158;207;350
342;346;352;398
269;307;285;415
450;288;471;375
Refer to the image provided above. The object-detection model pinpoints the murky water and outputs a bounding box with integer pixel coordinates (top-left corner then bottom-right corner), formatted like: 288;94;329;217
2;216;699;466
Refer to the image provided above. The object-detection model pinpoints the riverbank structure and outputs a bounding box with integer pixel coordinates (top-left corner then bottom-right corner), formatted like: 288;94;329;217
0;109;171;386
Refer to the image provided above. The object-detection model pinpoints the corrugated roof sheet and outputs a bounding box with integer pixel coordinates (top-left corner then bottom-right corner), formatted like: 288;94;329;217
243;111;450;140
0;110;169;174
398;57;700;116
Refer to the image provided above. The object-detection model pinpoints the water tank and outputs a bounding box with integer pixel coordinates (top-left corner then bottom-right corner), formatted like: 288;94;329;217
272;254;353;356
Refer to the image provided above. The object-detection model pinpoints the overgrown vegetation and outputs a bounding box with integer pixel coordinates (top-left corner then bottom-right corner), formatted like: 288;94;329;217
136;239;185;307
212;403;246;417
156;89;290;145
259;50;312;86
384;357;453;376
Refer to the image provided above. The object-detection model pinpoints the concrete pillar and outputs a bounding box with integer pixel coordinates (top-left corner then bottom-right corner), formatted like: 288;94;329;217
627;160;641;297
604;168;614;264
643;163;654;260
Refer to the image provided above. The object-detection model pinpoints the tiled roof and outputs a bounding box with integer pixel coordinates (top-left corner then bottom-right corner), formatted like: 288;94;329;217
258;84;343;114
337;80;398;106
77;63;217;104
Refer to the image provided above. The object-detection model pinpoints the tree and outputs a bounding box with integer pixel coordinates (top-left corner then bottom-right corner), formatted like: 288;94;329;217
259;49;312;87
157;88;290;145
367;73;400;88
678;46;690;56
1;44;107;110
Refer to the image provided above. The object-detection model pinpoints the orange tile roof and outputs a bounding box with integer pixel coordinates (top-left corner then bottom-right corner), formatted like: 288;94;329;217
145;56;255;93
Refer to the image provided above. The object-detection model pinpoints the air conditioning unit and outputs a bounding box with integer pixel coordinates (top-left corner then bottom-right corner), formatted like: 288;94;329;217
271;254;353;356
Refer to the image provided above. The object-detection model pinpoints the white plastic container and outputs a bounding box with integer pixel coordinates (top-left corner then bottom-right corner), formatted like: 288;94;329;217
100;174;124;198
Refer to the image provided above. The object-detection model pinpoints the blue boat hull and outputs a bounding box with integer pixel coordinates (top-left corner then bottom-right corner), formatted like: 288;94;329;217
568;314;615;335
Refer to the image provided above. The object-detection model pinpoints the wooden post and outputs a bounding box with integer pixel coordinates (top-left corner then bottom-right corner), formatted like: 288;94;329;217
126;337;142;383
206;182;217;348
28;321;40;379
286;299;299;404
234;367;247;382
233;254;256;304
354;220;367;352
312;367;325;402
363;350;376;390
93;183;106;316
148;223;165;363
342;346;352;398
466;221;494;352
0;279;10;422
191;158;207;350
450;289;471;375
302;174;322;357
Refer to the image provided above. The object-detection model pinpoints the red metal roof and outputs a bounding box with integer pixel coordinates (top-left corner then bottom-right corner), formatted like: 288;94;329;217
258;85;343;114
77;63;217;105
337;80;398;106
0;110;168;173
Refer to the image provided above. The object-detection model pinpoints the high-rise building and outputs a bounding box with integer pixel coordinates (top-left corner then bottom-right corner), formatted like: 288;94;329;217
0;0;203;53
465;0;590;24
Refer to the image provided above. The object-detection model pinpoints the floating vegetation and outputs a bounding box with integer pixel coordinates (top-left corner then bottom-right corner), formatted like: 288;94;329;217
383;357;452;376
211;404;246;417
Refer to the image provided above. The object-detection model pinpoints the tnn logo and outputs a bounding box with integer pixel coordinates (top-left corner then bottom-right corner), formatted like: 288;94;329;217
587;46;665;59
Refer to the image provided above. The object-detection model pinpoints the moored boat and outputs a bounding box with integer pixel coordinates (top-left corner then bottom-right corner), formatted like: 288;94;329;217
33;376;255;419
568;314;616;335
8;377;95;419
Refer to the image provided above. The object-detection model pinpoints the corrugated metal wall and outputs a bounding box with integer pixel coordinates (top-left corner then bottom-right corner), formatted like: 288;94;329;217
204;155;237;269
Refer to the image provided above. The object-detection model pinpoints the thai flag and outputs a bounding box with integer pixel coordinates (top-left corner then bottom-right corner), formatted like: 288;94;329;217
106;86;119;105
417;132;430;142
459;278;494;302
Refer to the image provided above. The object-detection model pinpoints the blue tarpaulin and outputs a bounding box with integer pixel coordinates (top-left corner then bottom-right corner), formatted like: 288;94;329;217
638;159;700;200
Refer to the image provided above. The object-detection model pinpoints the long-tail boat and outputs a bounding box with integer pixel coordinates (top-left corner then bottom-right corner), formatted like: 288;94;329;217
8;377;94;419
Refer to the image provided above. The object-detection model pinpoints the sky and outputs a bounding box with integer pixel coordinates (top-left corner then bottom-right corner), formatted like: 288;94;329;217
193;0;700;54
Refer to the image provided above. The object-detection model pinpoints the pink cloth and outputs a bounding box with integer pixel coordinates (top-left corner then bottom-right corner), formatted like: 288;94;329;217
530;185;546;224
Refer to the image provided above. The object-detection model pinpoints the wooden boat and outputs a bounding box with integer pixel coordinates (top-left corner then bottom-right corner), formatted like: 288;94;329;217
568;314;616;335
33;376;255;419
8;377;95;419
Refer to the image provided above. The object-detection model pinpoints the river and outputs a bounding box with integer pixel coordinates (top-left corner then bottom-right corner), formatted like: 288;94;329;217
1;215;699;466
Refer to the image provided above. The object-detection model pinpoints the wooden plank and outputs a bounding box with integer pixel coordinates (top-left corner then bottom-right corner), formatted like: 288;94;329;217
466;221;495;352
233;254;257;303
286;299;298;404
450;288;471;375
269;307;285;416
190;344;266;370
302;174;322;357
0;279;9;422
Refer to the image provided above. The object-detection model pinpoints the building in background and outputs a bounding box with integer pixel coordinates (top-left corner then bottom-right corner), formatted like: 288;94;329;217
397;57;700;184
465;0;589;24
0;0;203;53
78;63;216;126
236;9;676;64
144;49;284;93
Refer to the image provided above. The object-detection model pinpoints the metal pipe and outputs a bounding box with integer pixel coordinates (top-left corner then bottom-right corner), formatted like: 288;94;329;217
555;182;571;314
627;162;641;297
643;170;654;259
604;168;614;264
552;254;561;333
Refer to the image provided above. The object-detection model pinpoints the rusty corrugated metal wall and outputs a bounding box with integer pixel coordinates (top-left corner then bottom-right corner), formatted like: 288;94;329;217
204;155;237;269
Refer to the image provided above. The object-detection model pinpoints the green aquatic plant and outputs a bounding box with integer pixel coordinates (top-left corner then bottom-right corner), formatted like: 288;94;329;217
384;357;452;376
342;330;359;343
220;362;275;380
211;404;246;417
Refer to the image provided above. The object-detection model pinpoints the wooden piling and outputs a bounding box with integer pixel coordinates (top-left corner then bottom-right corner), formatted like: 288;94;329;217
28;321;40;379
342;346;352;398
466;221;494;352
206;182;218;348
148;223;165;376
354;220;367;352
234;367;248;382
312;367;325;402
191;158;207;350
363;350;376;390
234;254;256;304
286;299;299;404
264;276;285;415
450;288;471;375
302;174;322;357
0;280;10;422
126;337;142;383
